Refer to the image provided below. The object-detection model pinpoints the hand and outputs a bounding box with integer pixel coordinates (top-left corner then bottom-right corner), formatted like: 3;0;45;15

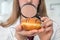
15;25;39;40
38;17;53;40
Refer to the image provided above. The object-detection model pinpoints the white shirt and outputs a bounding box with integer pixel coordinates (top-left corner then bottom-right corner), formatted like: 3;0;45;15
0;18;20;40
0;18;60;40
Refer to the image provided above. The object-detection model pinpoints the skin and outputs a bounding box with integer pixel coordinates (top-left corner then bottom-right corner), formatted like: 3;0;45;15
38;17;53;40
15;0;53;40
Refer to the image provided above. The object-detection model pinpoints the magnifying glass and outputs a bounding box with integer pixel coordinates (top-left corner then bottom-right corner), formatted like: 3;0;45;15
21;3;37;18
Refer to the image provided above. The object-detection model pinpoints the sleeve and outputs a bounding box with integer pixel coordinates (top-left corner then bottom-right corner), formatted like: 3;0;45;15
51;22;60;40
6;27;17;40
6;18;20;40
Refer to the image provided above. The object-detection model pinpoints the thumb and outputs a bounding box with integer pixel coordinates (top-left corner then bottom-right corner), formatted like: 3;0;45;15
16;25;22;32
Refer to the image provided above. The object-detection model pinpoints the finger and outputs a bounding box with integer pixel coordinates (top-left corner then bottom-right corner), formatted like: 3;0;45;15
45;27;53;32
16;25;22;32
18;31;29;36
41;17;48;22
38;27;45;33
41;17;49;27
44;18;51;23
18;30;38;36
42;18;53;28
45;21;53;27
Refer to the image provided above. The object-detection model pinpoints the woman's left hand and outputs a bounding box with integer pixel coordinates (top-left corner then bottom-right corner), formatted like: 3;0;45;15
38;17;53;40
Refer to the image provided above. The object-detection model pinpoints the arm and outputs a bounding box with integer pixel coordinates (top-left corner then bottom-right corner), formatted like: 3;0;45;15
38;17;53;40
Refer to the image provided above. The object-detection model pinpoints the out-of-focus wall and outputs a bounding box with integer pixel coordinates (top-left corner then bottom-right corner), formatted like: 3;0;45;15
0;0;13;22
45;0;60;26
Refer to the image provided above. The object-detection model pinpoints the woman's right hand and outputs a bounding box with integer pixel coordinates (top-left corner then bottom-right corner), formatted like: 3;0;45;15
15;25;39;40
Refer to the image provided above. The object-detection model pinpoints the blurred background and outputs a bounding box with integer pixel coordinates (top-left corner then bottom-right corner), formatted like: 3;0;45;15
45;0;60;26
0;0;60;40
0;0;13;22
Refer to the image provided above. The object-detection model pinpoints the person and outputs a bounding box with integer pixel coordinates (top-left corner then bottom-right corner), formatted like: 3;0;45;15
15;0;53;40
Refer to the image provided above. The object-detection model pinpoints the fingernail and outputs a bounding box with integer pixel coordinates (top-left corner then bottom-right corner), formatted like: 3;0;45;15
41;23;45;27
